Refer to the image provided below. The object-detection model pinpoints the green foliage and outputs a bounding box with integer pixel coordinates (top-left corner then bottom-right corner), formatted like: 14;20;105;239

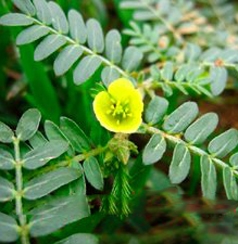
1;0;238;243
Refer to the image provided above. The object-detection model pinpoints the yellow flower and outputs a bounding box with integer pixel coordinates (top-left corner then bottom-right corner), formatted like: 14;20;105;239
93;78;144;133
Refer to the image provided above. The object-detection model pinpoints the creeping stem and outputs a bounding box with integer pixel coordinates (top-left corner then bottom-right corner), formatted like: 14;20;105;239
13;137;30;244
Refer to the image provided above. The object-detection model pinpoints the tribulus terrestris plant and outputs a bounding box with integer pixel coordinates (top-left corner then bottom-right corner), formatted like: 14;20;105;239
0;0;238;243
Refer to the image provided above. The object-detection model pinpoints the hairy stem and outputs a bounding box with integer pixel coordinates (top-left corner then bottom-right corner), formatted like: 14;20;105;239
13;137;30;244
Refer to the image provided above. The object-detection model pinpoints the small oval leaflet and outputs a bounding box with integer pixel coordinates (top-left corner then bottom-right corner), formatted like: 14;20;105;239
0;212;19;243
86;18;104;53
142;134;166;165
122;46;143;73
54;45;83;76
101;66;120;87
24;168;82;200
0;13;34;26
54;233;98;244
145;96;169;125
230;153;238;167
208;128;238;158
16;25;50;45
223;167;238;200
73;55;102;85
163;102;199;134
210;66;227;96
200;155;217;200
0;121;14;143
68;10;87;44
29;195;90;237
184;113;218;145
16;109;41;141
34;34;66;61
105;29;122;64
60;117;91;152
29;131;48;149
0;177;15;202
169;143;191;184
33;0;52;25
48;1;69;34
0;149;15;170
23;140;68;170
83;157;104;190
13;0;36;15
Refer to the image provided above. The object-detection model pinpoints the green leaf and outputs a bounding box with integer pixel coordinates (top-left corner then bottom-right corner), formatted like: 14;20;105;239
54;234;98;244
169;143;191;184
208;129;238;158
44;120;67;142
29;195;90;237
23;140;68;169
163;102;199;133
101;66;120;87
0;212;19;243
60;117;91;152
83;156;104;190
48;1;68;34
16;108;41;141
0;177;15;202
24;168;81;200
68;10;87;44
0;13;34;26
13;0;36;15
122;46;143;72
161;62;174;81
145;96;168;125
223;167;238;200
210;66;227;96
0;149;14;170
34;34;66;61
33;0;52;25
29;131;48;148
0;121;14;143
230;153;238;167
184;113;218;145
86;19;104;53
16;25;50;45
74;55;102;85
142;134;166;165
54;45;83;76
185;43;201;62
200;155;217;200
105;29;122;64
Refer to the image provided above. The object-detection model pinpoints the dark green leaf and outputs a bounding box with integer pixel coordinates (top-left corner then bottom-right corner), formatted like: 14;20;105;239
0;177;15;202
208;129;238;158
16;109;41;141
0;13;34;26
200;155;217;200
0;121;14;143
24;168;81;200
83;157;104;190
23;140;68;169
60;117;91;152
142;134;166;165
169;143;191;184
54;234;98;244
0;149;14;170
163;102;198;133
184;113;218;145
34;34;66;61
29;195;90;237
145;96;168;125
16;25;50;45
0;212;19;243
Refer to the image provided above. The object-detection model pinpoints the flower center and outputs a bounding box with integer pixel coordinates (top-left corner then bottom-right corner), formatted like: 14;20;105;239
106;99;132;124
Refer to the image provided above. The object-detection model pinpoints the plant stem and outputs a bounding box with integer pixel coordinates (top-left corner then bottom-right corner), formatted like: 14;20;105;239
13;137;30;244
